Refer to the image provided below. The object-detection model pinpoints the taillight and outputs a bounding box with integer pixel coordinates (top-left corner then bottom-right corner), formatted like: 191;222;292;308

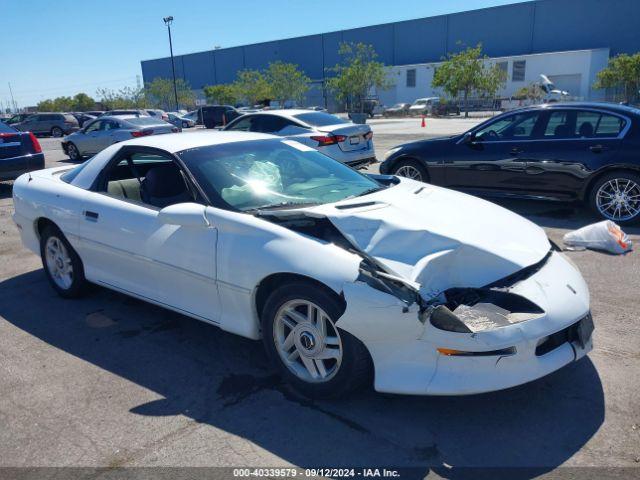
29;132;42;153
364;131;373;140
131;129;154;137
310;134;346;146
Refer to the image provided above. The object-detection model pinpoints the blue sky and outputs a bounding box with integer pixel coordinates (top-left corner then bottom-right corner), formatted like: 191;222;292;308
2;0;527;108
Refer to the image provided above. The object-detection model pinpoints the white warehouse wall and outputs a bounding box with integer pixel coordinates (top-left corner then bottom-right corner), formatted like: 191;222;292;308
375;48;610;106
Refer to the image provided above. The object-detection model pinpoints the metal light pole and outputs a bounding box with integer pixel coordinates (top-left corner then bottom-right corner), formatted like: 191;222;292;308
163;16;179;111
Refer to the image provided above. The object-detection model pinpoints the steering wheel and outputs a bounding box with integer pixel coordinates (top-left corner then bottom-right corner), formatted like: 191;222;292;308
484;130;500;140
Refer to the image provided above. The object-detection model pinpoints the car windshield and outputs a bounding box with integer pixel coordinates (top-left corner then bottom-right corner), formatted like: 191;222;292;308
293;112;347;127
177;139;382;212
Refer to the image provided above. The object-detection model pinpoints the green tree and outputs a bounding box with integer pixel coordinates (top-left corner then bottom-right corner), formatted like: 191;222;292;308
432;43;506;117
96;86;147;110
203;83;239;105
144;78;196;110
593;52;640;103
72;92;95;111
326;42;393;114
233;70;272;106
265;61;310;107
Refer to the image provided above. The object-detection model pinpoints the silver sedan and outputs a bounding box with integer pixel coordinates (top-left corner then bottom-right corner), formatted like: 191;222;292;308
61;115;178;160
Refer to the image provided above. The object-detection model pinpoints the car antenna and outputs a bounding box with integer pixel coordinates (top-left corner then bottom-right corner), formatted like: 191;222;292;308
28;171;32;182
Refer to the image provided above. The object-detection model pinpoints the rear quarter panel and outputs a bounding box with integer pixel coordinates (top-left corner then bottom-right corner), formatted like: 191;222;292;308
12;168;87;254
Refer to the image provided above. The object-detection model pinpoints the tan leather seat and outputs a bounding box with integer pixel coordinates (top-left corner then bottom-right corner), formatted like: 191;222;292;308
107;178;142;201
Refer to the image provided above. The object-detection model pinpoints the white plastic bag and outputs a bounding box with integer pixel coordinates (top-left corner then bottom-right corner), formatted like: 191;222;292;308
563;220;632;254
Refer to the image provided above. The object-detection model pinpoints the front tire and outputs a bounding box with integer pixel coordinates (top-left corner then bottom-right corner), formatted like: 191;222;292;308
589;171;640;225
67;142;81;161
391;158;429;183
261;282;371;398
40;225;87;298
51;126;63;137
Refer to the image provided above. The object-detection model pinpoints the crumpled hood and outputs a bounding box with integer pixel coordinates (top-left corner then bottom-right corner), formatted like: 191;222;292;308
303;178;550;298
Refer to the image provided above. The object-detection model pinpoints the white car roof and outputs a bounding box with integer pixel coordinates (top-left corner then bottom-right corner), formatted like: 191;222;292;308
70;131;276;190
248;109;332;121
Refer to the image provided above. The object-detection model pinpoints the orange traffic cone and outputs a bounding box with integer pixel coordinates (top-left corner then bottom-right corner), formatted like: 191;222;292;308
421;115;426;128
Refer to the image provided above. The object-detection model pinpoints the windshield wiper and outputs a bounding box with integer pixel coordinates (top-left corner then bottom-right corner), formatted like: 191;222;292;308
248;201;320;213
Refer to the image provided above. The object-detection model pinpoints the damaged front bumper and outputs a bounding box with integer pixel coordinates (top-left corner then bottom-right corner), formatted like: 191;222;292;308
336;251;592;395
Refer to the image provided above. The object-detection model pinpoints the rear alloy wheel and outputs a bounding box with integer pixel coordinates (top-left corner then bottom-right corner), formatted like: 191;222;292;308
40;225;87;298
51;126;63;138
590;172;640;225
67;142;81;161
392;159;428;183
261;282;371;398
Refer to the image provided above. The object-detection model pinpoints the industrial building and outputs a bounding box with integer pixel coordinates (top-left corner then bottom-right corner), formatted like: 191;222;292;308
141;0;640;109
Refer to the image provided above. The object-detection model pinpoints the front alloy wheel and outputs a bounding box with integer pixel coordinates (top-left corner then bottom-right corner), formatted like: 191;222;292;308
273;299;343;383
392;159;428;183
51;127;63;137
261;282;371;398
67;143;81;161
591;173;640;224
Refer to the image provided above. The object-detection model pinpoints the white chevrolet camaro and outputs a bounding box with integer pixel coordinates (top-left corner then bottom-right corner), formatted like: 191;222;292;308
12;131;594;398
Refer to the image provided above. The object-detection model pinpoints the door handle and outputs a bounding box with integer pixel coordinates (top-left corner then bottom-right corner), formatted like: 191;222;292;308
590;145;608;153
84;210;99;221
510;147;523;155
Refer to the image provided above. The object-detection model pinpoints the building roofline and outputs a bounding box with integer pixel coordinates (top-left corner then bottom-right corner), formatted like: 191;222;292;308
141;0;537;63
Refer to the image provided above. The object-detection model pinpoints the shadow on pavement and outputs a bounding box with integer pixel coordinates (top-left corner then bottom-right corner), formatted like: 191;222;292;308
0;270;605;478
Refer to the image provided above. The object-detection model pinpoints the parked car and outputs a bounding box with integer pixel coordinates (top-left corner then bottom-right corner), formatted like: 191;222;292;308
408;97;440;116
167;112;195;129
100;109;149;117
13;113;79;137
0;121;44;180
383;103;411;117
183;109;202;125
71;113;97;128
4;113;33;126
85;111;105;117
12;131;593;398
61;115;178;160
305;106;328;112
145;109;169;121
223;110;376;169
431;101;461;117
381;102;640;224
201;105;241;128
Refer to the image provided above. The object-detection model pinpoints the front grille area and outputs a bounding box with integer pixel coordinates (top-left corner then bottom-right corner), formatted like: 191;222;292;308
535;313;592;356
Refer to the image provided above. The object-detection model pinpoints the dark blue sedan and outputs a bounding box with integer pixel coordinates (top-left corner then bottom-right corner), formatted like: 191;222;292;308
0;121;45;180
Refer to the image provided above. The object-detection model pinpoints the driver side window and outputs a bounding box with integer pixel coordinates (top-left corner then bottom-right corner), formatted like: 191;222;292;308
85;121;102;133
100;152;195;209
475;112;541;141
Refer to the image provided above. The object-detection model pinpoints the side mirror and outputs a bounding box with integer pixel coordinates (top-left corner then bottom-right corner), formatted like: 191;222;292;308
462;132;476;144
158;202;210;228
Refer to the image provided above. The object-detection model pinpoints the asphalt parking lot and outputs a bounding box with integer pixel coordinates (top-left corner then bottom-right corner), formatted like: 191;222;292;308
0;118;639;477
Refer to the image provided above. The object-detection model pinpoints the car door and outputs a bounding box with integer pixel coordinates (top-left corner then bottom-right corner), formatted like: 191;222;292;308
522;109;627;200
76;147;220;323
443;110;545;196
79;120;106;154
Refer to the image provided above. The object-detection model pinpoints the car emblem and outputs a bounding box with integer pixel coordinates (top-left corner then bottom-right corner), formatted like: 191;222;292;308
299;331;315;350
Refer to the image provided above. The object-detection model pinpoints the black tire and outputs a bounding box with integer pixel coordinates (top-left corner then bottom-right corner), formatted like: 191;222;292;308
67;142;81;161
51;126;63;138
390;158;429;183
261;282;372;399
588;171;640;225
40;225;87;298
182;121;189;128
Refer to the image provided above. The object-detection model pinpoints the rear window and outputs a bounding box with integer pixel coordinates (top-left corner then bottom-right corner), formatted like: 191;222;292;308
60;161;89;184
293;112;347;127
126;117;164;126
0;122;17;133
64;114;77;122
